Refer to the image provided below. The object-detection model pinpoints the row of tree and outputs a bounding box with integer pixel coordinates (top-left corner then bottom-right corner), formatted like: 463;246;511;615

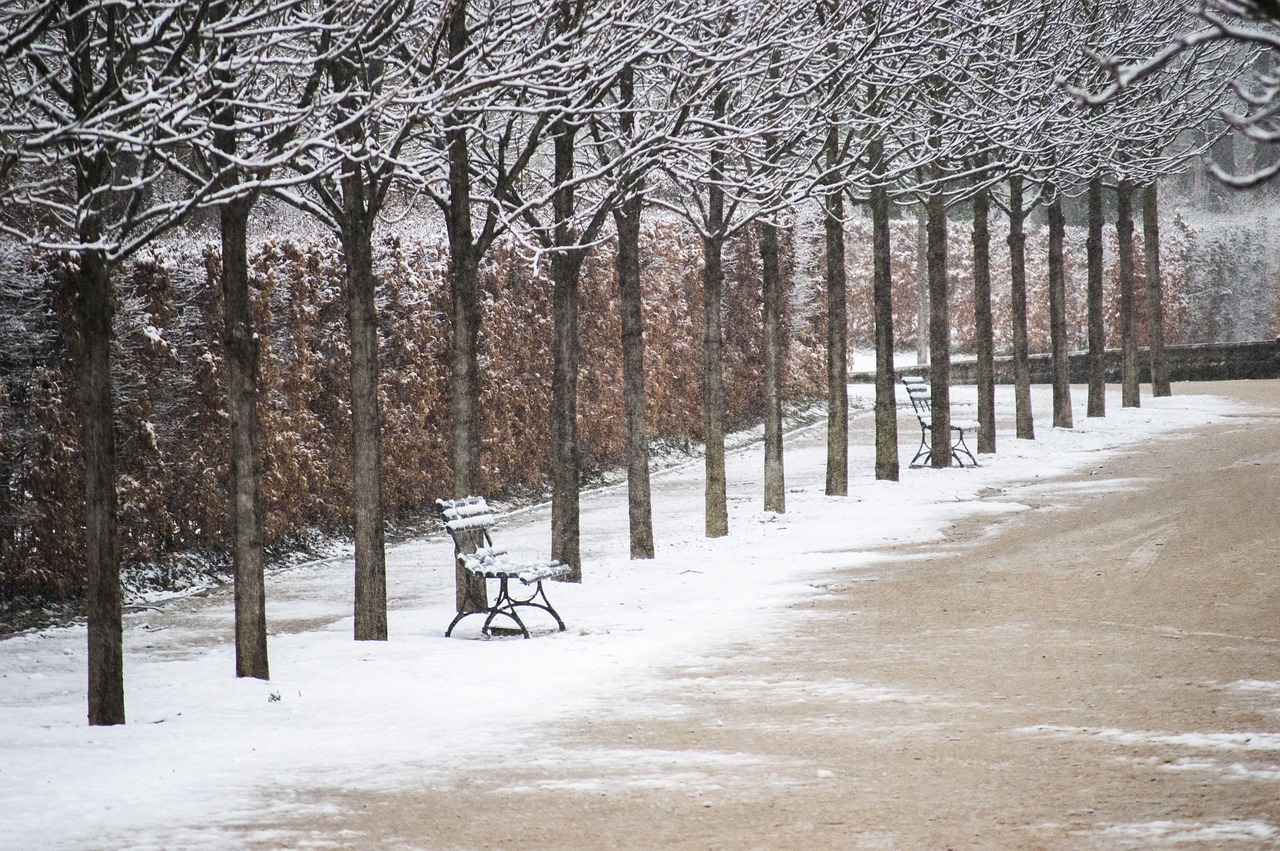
0;0;1271;725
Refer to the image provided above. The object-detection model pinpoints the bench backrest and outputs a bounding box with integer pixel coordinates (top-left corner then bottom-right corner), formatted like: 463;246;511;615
900;376;931;417
437;496;495;553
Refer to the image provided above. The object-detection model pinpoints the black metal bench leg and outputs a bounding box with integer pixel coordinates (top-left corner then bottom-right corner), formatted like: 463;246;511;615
951;430;976;467
523;581;566;632
912;425;931;466
444;573;487;637
482;578;531;638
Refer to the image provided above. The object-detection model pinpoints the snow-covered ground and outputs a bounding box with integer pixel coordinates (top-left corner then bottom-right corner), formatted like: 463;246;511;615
0;384;1250;849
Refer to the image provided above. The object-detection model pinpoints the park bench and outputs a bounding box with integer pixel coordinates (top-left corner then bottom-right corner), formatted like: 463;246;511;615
436;496;570;638
900;375;977;468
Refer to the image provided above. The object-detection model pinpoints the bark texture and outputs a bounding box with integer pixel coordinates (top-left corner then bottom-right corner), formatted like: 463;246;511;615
614;194;655;558
971;186;995;454
81;247;125;726
1117;180;1140;409
444;0;489;608
702;230;728;538
1047;192;1073;430
342;216;389;641
211;41;269;678
1144;182;1171;398
221;201;269;679
870;140;898;482
915;206;929;365
549;121;585;580
823;131;848;496
1008;177;1034;441
761;220;785;514
927;189;951;468
701;91;729;539
1086;176;1106;418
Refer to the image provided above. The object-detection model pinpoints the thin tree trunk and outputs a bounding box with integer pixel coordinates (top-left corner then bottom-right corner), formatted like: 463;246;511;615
342;213;388;641
221;200;268;679
915;205;929;365
760;219;785;513
1087;175;1106;417
210;42;269;678
1144;181;1171;397
927;187;951;468
702;89;729;539
870;139;898;481
1008;176;1034;440
444;0;487;608
446;186;481;497
972;184;995;454
823;129;848;496
81;246;124;726
1047;190;1073;429
550;122;583;580
702;229;728;538
446;247;487;610
1117;179;1140;408
614;195;655;558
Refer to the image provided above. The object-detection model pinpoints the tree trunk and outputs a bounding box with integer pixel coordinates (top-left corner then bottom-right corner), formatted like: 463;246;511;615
1008;176;1034;440
702;89;729;539
613;195;655;558
210;45;269;678
446;185;482;498
870;139;898;481
760;219;785;513
823;130;848;496
1086;175;1106;418
550;122;583;580
1047;191;1073;429
927;187;951;468
702;230;728;538
342;214;388;641
446;244;487;610
1143;181;1171;397
443;0;487;608
81;246;125;726
221;200;269;679
915;204;929;365
1117;179;1140;409
971;185;995;454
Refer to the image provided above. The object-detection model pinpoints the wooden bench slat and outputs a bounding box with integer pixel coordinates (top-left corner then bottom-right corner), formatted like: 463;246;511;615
444;514;495;533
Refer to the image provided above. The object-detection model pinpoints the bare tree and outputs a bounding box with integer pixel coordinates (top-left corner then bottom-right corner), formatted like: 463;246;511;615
0;0;215;724
417;0;553;606
174;0;335;680
657;0;808;535
487;0;679;577
1071;1;1247;405
278;0;448;639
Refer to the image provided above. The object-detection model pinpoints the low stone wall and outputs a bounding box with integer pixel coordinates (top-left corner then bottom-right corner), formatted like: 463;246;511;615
860;340;1280;385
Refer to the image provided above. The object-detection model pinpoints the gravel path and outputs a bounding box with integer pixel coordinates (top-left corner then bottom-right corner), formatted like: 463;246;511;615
242;381;1280;850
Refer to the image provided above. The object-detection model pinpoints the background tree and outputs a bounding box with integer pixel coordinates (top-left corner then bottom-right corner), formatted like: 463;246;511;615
0;0;213;723
584;4;710;557
179;0;333;679
657;0;800;535
1074;1;1247;406
278;0;444;639
417;0;552;607
490;0;670;578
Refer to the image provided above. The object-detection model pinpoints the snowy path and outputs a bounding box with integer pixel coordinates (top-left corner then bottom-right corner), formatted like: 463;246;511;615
0;382;1268;849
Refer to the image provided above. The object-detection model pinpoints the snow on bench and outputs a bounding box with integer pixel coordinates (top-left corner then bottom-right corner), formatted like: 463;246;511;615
437;496;569;638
